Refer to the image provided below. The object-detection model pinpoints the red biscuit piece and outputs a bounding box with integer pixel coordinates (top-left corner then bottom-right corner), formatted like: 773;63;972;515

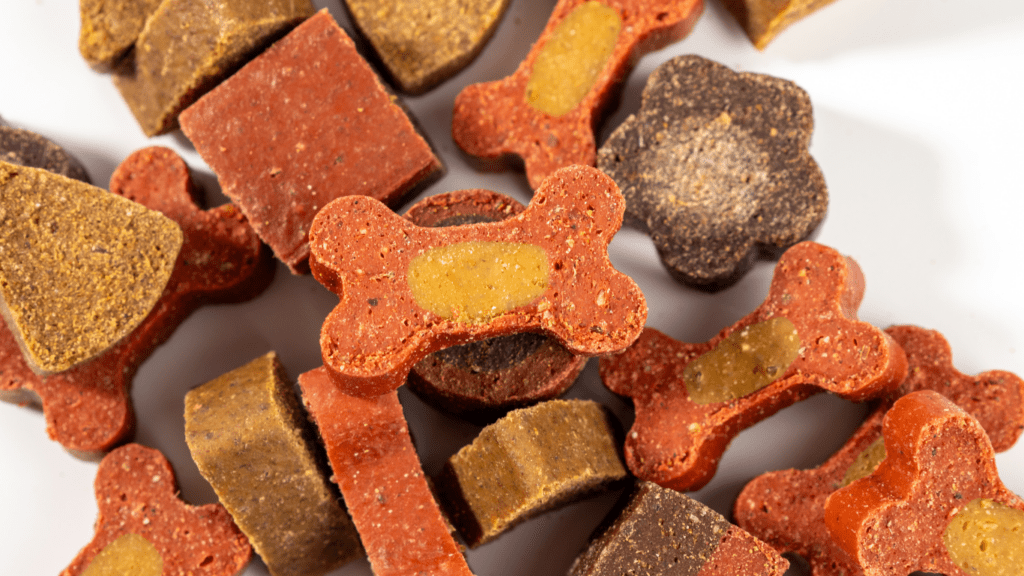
298;366;473;576
598;241;908;491
733;325;1024;576
0;146;273;457
310;164;646;398
452;0;703;189
180;9;443;274
824;390;1024;576
61;443;251;576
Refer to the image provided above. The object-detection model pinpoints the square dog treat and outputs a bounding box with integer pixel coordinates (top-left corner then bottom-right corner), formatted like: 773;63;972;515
180;9;443;273
78;0;163;71
719;0;841;50
1;125;90;182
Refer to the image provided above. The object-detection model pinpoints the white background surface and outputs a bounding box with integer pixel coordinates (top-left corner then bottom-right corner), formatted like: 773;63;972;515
1;1;1023;575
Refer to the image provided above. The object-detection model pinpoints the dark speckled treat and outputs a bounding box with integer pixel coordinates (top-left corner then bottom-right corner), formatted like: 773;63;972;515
0;125;90;182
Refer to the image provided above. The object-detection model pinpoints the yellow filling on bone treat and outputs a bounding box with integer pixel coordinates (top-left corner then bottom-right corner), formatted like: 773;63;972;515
841;436;886;488
82;533;162;576
525;2;621;117
944;498;1024;576
408;241;549;323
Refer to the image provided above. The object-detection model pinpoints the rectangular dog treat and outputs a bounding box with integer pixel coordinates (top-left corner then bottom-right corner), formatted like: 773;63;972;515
78;0;163;71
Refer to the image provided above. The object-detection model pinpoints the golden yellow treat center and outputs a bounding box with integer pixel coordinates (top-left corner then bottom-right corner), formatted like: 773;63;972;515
841;436;886;488
944;498;1024;576
82;533;163;576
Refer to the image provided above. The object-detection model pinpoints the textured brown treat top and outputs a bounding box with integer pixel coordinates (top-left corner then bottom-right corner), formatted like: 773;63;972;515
0;147;273;457
597;55;827;290
719;0;841;50
824;390;1024;576
0;125;90;182
180;9;443;273
60;443;251;576
345;0;511;94
77;0;163;71
599;241;907;491
452;0;703;189
734;325;1024;576
310;165;646;398
0;161;182;374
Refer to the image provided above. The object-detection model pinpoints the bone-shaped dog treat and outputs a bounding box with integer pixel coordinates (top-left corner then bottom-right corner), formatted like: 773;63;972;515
61;443;251;576
598;241;907;491
0;147;273;457
310;164;646;398
451;0;703;189
824;390;1024;576
733;325;1024;576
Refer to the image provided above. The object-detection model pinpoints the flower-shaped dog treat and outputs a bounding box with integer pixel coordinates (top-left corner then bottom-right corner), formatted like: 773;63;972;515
597;55;827;290
0;147;273;457
599;241;907;491
452;0;703;189
61;443;251;576
734;325;1024;576
825;390;1024;576
310;164;647;398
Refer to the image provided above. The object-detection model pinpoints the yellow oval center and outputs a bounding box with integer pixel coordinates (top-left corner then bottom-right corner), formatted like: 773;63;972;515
944;498;1024;576
408;241;549;323
82;533;163;576
841;436;886;487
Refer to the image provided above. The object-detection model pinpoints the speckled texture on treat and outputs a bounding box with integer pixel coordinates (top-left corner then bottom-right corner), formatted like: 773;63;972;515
114;0;313;136
597;55;827;290
180;9;443;273
298;366;474;576
719;0;841;50
60;444;251;576
184;352;363;576
0;125;90;182
0;161;182;375
77;0;163;71
0;147;273;457
569;481;788;576
599;241;908;491
310;165;646;398
452;0;703;189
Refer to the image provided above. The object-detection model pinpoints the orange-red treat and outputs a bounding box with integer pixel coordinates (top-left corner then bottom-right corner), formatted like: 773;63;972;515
298;367;474;576
598;241;907;491
734;325;1024;576
404;189;587;420
180;9;443;274
310;164;646;398
824;390;1024;576
0;146;273;457
451;0;703;189
61;443;251;576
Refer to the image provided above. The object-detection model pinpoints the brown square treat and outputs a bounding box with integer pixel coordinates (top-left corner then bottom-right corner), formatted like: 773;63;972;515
78;0;163;71
719;0;841;50
180;9;443;273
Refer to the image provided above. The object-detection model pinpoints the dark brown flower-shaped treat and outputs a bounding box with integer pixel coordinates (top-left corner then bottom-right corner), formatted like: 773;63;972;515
597;55;827;290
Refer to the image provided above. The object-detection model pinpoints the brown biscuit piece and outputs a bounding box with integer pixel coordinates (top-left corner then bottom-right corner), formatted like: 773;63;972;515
733;325;1024;576
60;443;251;576
78;0;163;71
569;481;789;576
0;147;273;457
184;352;364;576
452;0;703;189
310;164;647;398
598;241;908;491
404;189;587;420
0;125;90;182
824;390;1024;576
719;0;841;50
180;9;443;273
597;55;827;290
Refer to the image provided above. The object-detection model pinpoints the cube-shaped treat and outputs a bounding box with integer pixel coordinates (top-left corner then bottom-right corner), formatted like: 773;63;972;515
180;9;443;273
78;0;163;71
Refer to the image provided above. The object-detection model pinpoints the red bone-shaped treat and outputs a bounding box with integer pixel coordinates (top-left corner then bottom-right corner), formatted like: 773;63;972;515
599;241;908;491
0;146;272;457
310;164;647;398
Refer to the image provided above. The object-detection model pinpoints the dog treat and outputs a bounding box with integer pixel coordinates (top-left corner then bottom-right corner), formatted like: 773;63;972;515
184;352;363;576
719;0;841;50
60;443;251;576
734;325;1024;576
0;161;182;375
113;0;313;136
344;0;511;94
569;481;789;576
298;367;474;576
0;147;272;457
452;0;703;189
180;9;442;273
597;55;827;290
78;0;163;71
824;390;1024;576
436;399;626;546
310;164;646;398
404;189;587;420
599;241;907;491
0;125;90;182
